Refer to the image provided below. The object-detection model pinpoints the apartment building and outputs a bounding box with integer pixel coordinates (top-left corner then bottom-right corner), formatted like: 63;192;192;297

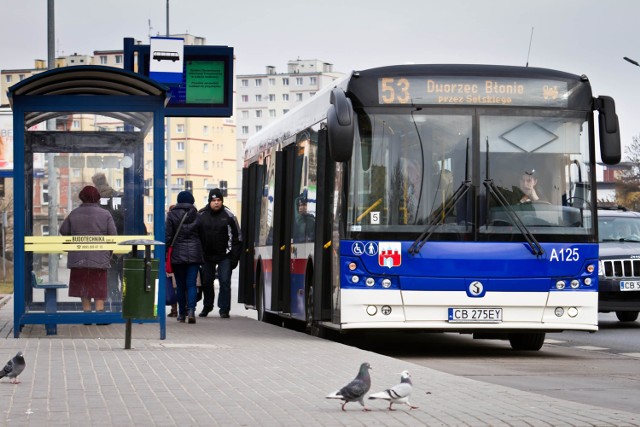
235;59;344;151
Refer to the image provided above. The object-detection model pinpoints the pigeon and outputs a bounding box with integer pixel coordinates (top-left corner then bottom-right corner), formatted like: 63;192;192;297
0;351;25;384
368;370;418;410
326;362;372;411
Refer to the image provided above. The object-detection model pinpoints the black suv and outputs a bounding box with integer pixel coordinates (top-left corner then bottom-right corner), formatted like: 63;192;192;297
598;208;640;322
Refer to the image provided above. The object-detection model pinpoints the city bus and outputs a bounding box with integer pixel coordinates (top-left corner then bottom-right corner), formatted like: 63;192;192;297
239;64;621;350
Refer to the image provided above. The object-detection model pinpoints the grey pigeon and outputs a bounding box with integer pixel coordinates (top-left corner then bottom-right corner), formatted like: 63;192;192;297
326;362;372;411
369;370;418;410
0;351;25;384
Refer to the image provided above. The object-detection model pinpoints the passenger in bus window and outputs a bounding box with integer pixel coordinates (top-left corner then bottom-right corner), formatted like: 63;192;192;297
197;188;243;319
59;185;117;320
293;196;315;242
515;170;543;204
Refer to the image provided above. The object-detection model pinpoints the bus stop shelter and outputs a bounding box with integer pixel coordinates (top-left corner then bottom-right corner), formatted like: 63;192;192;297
8;66;169;338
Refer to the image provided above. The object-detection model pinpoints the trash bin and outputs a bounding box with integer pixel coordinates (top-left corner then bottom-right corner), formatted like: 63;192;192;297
122;258;159;319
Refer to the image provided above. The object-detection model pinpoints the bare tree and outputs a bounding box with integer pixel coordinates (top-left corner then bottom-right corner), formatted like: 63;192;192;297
616;134;640;211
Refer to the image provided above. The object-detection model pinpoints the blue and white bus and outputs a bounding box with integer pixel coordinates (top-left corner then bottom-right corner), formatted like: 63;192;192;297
239;64;621;350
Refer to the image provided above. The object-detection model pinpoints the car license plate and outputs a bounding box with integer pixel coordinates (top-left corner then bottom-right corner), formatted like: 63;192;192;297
620;281;640;291
448;307;502;322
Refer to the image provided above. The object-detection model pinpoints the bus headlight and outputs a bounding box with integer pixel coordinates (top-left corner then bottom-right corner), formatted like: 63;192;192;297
348;262;357;271
584;277;592;286
366;305;377;316
567;307;579;317
570;279;580;289
554;307;564;317
351;275;359;284
365;277;375;287
381;278;392;288
586;264;595;274
555;280;566;290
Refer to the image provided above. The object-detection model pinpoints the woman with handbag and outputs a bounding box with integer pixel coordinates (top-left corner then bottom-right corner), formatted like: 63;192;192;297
165;191;203;323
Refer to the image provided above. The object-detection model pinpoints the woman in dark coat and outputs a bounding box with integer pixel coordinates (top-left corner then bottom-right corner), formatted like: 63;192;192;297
165;191;204;323
59;185;117;313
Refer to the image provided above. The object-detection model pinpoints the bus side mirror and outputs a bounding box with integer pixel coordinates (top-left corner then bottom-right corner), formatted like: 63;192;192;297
327;88;354;162
597;96;621;165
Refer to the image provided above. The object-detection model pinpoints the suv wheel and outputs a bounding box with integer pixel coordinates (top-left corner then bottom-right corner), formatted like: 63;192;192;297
616;311;639;322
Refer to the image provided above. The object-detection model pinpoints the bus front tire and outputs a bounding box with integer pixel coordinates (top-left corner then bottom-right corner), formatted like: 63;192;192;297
508;332;545;351
616;311;639;322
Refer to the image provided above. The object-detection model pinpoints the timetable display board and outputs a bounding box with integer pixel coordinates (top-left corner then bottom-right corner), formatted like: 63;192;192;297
124;38;234;117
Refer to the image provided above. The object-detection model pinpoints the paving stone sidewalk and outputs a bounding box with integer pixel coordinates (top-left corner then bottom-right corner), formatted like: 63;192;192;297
0;295;638;426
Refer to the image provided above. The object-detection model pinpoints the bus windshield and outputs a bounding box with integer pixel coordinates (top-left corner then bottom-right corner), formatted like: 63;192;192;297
347;107;594;241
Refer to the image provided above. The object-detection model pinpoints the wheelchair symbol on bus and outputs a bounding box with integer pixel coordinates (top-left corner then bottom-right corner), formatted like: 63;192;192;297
352;242;365;256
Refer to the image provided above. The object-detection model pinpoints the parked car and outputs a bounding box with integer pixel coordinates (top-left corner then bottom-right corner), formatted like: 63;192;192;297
597;207;640;321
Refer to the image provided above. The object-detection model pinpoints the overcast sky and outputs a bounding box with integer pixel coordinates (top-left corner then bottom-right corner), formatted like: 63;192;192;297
2;0;639;153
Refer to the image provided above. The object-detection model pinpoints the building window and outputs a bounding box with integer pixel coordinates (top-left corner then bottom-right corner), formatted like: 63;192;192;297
146;143;153;151
41;183;49;205
269;109;276;118
100;56;108;64
115;178;122;188
241;95;249;102
310;92;316;97
177;178;185;186
310;76;317;85
255;79;262;87
282;78;289;86
176;160;185;169
241;110;249;119
283;109;289;115
241;126;249;135
5;75;11;83
268;94;276;102
255;125;262;132
269;78;275;86
296;93;303;101
147;214;153;223
255;94;262;102
203;125;209;135
203;143;209;152
177;141;185;151
282;94;289;101
145;196;152;205
19;74;25;81
176;124;184;133
296;77;303;86
41;225;50;236
204;160;209;170
115;55;122;64
241;79;248;87
255;110;262;118
72;120;80;129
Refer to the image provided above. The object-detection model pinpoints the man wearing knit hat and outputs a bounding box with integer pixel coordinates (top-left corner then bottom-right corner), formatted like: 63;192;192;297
197;188;242;318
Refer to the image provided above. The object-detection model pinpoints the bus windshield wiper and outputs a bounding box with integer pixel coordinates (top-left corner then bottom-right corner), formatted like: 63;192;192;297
409;139;471;255
483;139;544;256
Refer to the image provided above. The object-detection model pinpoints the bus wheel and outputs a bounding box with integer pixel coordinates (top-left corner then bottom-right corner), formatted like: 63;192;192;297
305;283;323;337
508;332;545;351
616;311;639;322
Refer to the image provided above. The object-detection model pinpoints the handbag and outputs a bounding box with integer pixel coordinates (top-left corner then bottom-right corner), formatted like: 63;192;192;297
165;211;189;274
165;274;178;305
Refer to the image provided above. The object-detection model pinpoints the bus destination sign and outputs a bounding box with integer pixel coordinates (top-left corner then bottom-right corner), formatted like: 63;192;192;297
378;77;569;107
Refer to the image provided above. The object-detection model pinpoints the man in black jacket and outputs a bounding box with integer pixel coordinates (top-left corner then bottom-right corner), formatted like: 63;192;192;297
197;188;242;318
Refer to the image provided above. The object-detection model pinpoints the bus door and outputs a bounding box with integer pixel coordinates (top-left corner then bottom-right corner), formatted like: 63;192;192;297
238;163;264;307
270;148;294;314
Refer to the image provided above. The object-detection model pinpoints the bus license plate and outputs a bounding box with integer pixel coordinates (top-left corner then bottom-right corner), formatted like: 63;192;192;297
620;281;640;291
448;308;503;323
